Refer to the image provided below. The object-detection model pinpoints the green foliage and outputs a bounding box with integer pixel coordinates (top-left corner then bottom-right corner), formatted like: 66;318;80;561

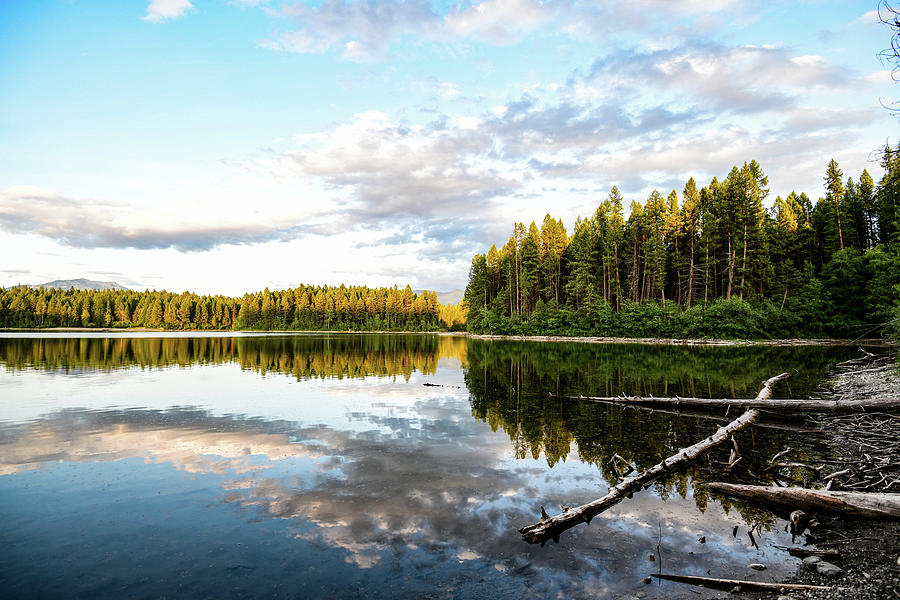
0;284;450;332
463;149;900;339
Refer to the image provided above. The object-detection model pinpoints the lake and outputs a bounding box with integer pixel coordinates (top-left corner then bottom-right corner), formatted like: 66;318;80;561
0;333;859;599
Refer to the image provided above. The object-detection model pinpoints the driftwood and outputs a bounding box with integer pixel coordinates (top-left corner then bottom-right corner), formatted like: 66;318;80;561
650;573;833;593
700;482;900;518
517;373;789;545
811;412;900;492
575;394;900;411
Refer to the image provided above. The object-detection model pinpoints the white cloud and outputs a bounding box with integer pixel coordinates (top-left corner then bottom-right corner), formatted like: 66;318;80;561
0;186;311;252
261;0;747;61
859;9;880;26
438;82;461;100
587;41;857;117
866;69;895;84
264;0;440;60
443;0;550;44
247;111;514;221
142;0;193;23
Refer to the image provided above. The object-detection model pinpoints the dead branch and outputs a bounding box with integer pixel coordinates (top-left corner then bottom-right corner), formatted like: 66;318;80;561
650;573;834;593
517;373;789;545
575;394;900;411
700;482;900;518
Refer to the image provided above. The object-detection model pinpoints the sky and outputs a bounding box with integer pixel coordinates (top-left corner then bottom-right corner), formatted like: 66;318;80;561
0;0;897;296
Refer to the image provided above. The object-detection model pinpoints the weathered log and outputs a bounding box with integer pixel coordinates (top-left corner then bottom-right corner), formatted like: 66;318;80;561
700;482;900;518
517;373;789;545
575;394;900;411
650;573;833;592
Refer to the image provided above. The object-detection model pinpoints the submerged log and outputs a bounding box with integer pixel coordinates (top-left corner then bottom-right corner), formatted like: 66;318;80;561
650;573;833;593
575;394;900;411
700;482;900;518
775;546;841;559
568;399;820;432
517;373;789;545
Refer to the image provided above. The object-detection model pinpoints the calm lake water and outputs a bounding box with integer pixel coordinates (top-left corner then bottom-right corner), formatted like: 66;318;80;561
0;333;860;599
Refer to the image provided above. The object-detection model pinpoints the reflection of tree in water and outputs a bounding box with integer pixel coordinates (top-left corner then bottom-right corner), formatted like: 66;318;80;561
0;335;468;381
464;339;846;516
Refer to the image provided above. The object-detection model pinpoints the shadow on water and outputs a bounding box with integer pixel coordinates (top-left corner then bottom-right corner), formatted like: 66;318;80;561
0;334;864;599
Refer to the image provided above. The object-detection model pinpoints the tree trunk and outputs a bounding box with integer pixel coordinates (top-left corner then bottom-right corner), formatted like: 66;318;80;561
614;243;621;312
835;196;844;250
650;573;832;593
602;258;608;302
704;240;710;305
631;240;639;302
726;237;734;300
687;234;694;308
700;482;900;518
515;244;520;315
517;374;790;544
574;394;900;411
739;223;747;299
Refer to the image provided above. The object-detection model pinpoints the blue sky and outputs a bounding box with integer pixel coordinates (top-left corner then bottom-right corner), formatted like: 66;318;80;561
0;0;896;295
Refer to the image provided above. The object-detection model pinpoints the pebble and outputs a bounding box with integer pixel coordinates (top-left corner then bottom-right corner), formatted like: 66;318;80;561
698;535;706;544
748;563;767;571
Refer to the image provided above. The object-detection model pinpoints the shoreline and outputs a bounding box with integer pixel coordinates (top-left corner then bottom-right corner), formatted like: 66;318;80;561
0;327;895;347
779;355;900;599
444;332;898;347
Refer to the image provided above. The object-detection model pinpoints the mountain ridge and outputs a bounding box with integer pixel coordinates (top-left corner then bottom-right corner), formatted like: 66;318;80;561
415;289;464;306
31;278;130;291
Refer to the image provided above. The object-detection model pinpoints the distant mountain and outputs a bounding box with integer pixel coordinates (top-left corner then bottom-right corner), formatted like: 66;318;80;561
32;278;130;292
437;289;464;305
414;289;464;306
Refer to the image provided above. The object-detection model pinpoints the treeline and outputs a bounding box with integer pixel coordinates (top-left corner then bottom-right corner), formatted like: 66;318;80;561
0;334;469;381
465;144;900;338
0;284;453;331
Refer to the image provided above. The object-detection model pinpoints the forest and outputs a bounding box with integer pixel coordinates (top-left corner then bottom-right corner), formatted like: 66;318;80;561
0;283;465;331
4;144;900;340
464;143;900;339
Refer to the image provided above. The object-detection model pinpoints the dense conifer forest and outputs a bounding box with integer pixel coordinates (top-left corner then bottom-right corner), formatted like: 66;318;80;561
0;283;465;331
5;145;900;340
464;144;900;339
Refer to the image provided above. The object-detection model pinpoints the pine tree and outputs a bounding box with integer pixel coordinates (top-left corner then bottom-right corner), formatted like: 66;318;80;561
682;178;701;308
824;158;845;250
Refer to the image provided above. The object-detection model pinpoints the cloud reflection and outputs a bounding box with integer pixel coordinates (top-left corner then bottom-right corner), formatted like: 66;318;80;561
0;400;800;598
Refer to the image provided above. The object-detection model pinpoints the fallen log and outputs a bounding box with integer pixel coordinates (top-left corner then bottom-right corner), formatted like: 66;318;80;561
517;373;789;545
566;398;819;432
574;394;900;411
699;482;900;518
650;573;833;593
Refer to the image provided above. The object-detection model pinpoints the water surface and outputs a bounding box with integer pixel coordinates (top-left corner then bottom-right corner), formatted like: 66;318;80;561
0;334;858;599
